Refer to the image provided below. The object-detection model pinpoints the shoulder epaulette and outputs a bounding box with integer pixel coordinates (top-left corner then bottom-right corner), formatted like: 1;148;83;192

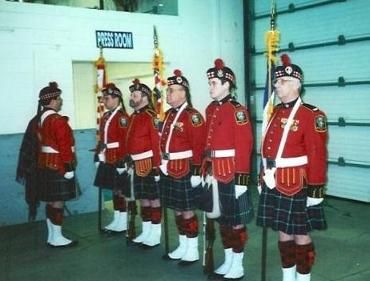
229;99;242;108
145;108;157;117
118;108;127;114
302;103;320;112
49;113;62;120
185;106;198;114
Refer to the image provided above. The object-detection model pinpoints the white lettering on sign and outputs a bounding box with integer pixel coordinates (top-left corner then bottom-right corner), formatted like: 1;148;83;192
96;31;133;49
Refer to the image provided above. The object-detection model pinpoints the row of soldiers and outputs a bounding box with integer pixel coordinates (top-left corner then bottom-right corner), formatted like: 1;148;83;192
16;56;328;281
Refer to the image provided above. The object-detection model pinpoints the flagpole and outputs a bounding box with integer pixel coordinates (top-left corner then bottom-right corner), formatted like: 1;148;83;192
152;25;169;257
95;45;106;233
261;1;279;281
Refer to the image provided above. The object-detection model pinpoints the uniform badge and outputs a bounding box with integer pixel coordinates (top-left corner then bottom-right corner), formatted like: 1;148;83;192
315;115;327;132
191;113;203;127
176;76;183;84
119;117;128;127
235;110;248;125
281;118;287;128
291;119;299;131
217;69;224;78
174;122;184;132
280;118;299;131
285;66;293;75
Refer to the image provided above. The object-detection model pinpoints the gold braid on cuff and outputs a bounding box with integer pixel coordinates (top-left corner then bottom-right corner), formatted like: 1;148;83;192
307;185;325;198
235;173;249;186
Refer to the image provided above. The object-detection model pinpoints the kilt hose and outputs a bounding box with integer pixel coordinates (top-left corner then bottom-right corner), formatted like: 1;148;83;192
217;180;254;226
38;168;78;202
257;184;327;235
133;173;160;200
160;172;198;211
94;162;129;192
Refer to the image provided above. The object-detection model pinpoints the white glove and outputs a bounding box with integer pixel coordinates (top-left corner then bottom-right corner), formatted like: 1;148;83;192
190;175;201;187
154;175;160;182
306;197;323;207
95;162;100;168
98;153;105;162
64;171;74;180
262;168;276;189
257;184;262;195
116;167;127;175
159;160;168;175
235;184;247;199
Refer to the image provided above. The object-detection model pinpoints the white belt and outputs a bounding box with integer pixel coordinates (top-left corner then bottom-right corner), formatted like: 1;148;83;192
131;150;153;161
106;142;119;149
41;146;75;153
263;156;308;168
207;149;235;158
162;150;193;160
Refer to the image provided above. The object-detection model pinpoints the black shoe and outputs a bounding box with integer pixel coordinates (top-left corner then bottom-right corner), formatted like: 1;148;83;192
223;275;244;281
102;228;126;234
140;243;160;250
178;259;198;266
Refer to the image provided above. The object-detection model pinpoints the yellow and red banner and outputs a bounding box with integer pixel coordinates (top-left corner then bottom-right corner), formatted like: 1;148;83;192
152;26;166;121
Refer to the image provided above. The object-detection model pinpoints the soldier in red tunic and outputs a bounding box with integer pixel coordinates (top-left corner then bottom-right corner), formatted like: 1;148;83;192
204;59;254;279
160;69;206;264
257;55;328;281
94;83;130;233
126;79;162;248
36;82;78;247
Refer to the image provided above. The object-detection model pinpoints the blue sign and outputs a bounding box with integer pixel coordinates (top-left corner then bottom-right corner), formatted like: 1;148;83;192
96;30;134;49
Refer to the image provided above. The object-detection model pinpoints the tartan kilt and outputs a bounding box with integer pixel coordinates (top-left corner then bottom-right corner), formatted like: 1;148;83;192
217;181;254;226
160;172;198;211
94;163;129;192
133;173;160;200
38;168;78;202
256;184;327;235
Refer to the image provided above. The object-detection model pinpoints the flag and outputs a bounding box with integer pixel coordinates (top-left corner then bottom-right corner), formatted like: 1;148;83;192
95;47;107;142
261;2;280;135
152;25;166;121
260;4;280;280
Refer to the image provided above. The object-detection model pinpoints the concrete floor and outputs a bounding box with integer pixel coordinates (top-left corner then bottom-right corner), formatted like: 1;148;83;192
0;195;369;281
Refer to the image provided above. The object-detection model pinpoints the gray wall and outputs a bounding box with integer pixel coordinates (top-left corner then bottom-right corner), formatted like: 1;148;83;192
0;129;98;226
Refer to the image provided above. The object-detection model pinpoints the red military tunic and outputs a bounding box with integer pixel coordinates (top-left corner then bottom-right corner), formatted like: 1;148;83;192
262;101;328;196
160;103;206;178
37;108;75;175
96;108;129;165
205;96;253;184
126;106;161;176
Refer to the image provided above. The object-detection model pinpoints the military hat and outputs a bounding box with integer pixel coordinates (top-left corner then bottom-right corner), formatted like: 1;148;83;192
129;79;152;97
274;54;303;82
167;69;189;90
102;83;122;97
39;82;62;101
207;58;235;86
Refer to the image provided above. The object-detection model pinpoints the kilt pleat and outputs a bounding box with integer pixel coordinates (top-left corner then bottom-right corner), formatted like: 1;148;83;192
38;168;78;202
160;173;198;211
134;173;160;200
256;184;327;235
94;163;128;192
217;181;254;226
